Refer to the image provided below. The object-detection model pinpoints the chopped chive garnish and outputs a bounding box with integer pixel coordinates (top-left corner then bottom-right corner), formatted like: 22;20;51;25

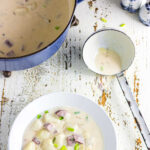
53;137;56;143
74;143;79;150
54;143;58;148
120;23;126;27
67;127;75;132
100;66;104;71
44;110;49;114
37;114;42;119
74;111;80;115
100;17;107;23
55;26;60;30
60;145;67;150
59;116;64;120
85;116;88;120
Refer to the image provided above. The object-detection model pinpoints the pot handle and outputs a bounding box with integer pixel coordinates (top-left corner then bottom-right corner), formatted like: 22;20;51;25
77;0;84;3
117;72;150;149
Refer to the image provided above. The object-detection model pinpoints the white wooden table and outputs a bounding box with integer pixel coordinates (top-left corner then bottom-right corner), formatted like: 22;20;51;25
0;0;150;149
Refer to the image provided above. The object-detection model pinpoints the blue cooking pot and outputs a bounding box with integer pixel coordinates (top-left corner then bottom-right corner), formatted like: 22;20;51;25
0;0;83;71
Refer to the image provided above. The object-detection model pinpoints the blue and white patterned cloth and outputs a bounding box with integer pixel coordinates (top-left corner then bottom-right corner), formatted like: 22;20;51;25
146;2;150;10
139;1;150;26
121;0;142;12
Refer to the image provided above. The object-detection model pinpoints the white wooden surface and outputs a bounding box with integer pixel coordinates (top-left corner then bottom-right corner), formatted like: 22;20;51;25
0;0;150;149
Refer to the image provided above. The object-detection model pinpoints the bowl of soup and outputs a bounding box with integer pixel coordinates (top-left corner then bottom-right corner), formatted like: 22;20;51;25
0;0;83;71
8;93;117;150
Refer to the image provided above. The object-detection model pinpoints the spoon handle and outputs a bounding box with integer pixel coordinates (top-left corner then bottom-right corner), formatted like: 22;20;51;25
117;72;150;150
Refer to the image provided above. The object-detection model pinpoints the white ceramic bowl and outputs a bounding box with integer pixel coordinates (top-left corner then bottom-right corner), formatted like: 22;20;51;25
8;92;117;150
83;29;135;76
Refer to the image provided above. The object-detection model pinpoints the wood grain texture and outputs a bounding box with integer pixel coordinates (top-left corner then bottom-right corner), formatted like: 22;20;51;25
0;0;150;150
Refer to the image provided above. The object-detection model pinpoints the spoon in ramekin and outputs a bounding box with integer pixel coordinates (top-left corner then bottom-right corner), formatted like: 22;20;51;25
83;28;150;149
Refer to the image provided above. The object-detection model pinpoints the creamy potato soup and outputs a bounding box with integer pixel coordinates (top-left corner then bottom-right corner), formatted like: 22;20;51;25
0;0;75;58
95;48;122;75
23;107;104;150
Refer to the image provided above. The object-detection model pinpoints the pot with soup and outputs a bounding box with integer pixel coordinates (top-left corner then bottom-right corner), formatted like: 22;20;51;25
0;0;83;71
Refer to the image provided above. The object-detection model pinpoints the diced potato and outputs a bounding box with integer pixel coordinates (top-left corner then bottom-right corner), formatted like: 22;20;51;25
14;7;28;15
36;129;50;141
55;122;65;134
86;145;93;150
26;2;37;11
83;132;94;149
85;137;94;146
86;148;92;150
80;144;86;150
55;134;66;148
35;146;41;150
23;142;36;150
41;139;56;150
64;113;71;121
42;113;50;123
83;132;90;138
43;114;60;124
74;115;86;126
67;147;72;150
32;120;43;131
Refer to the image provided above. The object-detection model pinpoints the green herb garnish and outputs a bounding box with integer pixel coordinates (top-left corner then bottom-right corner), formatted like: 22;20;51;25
43;5;46;8
74;112;80;115
59;116;64;120
85;116;88;120
55;26;60;30
53;137;56;143
120;23;126;27
44;110;49;114
100;17;107;23
60;145;67;150
37;114;42;119
54;143;58;148
100;66;104;71
74;143;79;150
67;127;75;132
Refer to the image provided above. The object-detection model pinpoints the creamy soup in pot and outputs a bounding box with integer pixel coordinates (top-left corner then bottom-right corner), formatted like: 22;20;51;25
0;0;75;58
23;107;104;150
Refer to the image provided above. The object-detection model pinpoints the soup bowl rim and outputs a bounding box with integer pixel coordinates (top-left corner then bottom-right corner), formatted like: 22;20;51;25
8;92;117;150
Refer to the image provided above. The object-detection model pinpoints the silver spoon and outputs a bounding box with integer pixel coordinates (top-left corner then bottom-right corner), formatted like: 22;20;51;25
83;28;150;149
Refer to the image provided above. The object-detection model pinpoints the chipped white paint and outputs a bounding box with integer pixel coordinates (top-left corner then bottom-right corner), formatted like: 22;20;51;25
0;0;150;150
